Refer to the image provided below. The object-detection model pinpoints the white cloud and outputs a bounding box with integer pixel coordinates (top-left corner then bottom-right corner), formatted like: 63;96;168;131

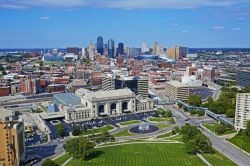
40;16;50;20
0;4;26;9
1;0;250;9
232;27;241;31
181;30;188;33
213;25;225;30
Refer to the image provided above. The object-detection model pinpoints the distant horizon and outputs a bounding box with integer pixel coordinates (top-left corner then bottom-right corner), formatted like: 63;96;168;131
1;1;250;48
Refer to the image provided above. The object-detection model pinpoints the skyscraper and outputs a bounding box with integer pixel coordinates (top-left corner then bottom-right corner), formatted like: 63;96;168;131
142;42;149;53
152;41;158;54
117;42;124;56
96;36;104;55
108;39;115;58
166;46;188;60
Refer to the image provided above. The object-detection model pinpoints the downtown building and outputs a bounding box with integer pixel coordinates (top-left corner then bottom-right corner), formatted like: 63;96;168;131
102;74;149;99
96;36;104;55
0;111;26;166
235;93;250;131
165;81;189;102
236;70;250;87
166;46;188;60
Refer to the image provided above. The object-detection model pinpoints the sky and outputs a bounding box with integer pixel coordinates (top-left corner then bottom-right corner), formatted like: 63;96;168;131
0;0;250;48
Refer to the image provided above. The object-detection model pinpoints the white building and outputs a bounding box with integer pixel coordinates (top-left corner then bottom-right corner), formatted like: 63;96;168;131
235;93;250;131
60;88;153;122
181;75;202;87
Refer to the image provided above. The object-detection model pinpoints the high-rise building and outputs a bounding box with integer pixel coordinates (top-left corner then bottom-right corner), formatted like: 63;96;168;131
108;39;115;58
235;93;250;130
142;42;149;53
117;42;124;56
236;70;250;87
88;41;96;60
96;36;104;55
152;41;158;54
167;46;188;60
0;112;25;166
165;81;189;102
102;75;149;99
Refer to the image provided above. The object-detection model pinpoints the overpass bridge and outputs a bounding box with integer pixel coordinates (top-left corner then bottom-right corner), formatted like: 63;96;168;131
176;100;234;127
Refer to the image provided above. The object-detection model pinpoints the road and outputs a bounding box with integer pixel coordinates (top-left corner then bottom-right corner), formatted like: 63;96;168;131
165;104;250;166
110;122;174;142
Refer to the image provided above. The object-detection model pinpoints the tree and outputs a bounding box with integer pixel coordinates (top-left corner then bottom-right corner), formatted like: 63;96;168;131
72;126;81;136
197;110;205;116
64;137;96;160
194;133;213;153
190;110;197;115
215;125;227;135
225;109;235;118
177;102;182;108
207;96;213;108
56;123;64;138
186;139;199;155
189;94;202;107
41;159;58;166
246;121;250;136
172;126;179;134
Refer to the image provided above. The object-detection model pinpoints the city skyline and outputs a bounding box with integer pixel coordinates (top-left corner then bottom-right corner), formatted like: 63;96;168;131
0;1;250;48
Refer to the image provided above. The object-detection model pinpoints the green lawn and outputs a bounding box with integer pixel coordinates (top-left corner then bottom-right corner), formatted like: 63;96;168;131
119;120;141;126
148;117;166;122
66;144;207;166
54;153;71;165
203;123;236;136
154;123;170;130
203;149;237;166
156;132;173;138
113;129;136;137
80;125;114;135
229;133;250;154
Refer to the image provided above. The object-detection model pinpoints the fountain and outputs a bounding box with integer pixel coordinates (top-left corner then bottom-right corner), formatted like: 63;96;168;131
139;123;150;131
129;123;159;134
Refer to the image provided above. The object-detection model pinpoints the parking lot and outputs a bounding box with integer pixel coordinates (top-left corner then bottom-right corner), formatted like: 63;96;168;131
46;110;157;140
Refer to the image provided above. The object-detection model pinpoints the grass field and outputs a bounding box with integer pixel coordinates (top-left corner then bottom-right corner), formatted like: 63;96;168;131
66;143;207;166
156;132;173;138
202;149;237;166
229;133;250;154
119;120;141;126
54;153;71;165
154;123;170;130
80;125;114;135
203;123;236;136
113;129;136;137
148;117;166;122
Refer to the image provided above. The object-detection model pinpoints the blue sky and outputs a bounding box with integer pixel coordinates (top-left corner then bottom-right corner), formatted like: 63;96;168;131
0;0;250;48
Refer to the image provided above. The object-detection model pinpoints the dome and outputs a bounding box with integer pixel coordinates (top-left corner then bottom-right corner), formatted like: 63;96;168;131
42;53;64;62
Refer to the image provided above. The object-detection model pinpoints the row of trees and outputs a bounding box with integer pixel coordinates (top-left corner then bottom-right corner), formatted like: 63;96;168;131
181;124;214;155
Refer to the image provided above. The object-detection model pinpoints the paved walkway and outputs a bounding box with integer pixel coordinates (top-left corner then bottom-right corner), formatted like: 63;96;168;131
62;157;73;166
